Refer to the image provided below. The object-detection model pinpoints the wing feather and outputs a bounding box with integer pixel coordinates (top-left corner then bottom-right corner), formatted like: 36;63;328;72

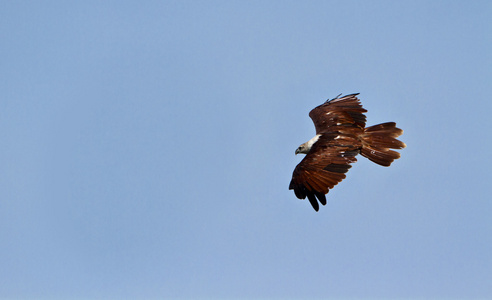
289;133;362;211
309;93;367;134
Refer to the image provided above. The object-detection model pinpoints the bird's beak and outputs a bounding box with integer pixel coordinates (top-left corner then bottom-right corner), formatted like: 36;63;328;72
295;149;300;155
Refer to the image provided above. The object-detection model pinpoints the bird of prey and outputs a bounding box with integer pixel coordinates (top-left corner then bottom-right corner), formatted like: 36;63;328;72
289;93;406;211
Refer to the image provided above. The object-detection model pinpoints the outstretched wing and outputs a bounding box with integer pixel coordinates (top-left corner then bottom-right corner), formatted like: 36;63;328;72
309;93;367;134
290;93;368;211
289;133;361;211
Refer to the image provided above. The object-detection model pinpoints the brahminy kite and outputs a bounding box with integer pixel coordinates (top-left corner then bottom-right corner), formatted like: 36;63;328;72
289;93;406;211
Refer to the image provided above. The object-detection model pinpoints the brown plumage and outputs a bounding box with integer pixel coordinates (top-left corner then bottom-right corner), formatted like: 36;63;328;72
289;93;406;211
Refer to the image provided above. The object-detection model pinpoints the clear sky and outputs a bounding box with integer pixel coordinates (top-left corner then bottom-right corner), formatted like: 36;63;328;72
1;1;491;299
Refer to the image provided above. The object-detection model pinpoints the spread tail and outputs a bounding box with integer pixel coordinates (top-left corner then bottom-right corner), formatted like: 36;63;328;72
360;122;406;167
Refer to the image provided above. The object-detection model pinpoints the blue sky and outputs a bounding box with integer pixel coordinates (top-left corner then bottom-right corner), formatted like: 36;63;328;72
1;1;491;299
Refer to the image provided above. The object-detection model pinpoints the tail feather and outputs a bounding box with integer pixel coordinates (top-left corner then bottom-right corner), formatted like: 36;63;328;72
361;122;406;167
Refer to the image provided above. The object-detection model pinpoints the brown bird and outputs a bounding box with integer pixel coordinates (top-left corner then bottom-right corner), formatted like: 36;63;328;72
289;93;406;211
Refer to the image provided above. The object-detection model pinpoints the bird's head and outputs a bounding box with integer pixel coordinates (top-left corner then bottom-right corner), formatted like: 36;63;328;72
295;135;320;155
295;143;309;155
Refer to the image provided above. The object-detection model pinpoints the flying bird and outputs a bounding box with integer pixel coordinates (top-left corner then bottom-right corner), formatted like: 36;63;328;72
289;93;406;211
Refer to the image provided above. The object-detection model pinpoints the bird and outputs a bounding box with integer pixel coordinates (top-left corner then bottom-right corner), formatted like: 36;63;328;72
289;93;406;211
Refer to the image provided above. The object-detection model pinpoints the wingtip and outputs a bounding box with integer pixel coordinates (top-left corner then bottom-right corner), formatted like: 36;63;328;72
326;92;360;103
306;192;319;212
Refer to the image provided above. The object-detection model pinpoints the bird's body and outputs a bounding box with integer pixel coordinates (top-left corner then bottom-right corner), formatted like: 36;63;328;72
289;93;406;211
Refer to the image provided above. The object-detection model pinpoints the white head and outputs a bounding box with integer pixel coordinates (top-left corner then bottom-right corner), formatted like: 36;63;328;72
295;143;309;155
295;134;321;155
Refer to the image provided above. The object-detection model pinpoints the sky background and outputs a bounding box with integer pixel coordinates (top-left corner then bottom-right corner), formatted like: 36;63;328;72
1;1;491;299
